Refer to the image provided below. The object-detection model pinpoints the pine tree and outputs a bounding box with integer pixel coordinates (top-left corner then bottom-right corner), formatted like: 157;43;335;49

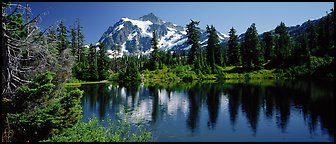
150;30;159;70
262;31;273;61
250;24;263;69
70;26;77;56
181;50;187;65
206;25;222;67
70;18;85;62
186;20;201;67
206;25;216;67
305;20;318;55
56;20;70;55
88;44;98;80
241;23;263;69
97;43;110;80
274;22;290;63
227;27;240;66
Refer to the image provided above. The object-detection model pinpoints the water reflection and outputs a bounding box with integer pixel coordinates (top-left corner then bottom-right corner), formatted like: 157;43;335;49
80;79;334;141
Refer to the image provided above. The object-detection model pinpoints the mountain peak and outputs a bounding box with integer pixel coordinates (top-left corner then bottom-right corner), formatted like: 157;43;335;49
139;13;164;24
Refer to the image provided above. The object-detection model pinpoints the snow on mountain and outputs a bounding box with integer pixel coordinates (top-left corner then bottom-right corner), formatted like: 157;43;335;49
121;17;153;37
98;13;229;58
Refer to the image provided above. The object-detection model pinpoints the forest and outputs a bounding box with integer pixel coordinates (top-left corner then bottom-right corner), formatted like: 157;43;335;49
2;2;334;142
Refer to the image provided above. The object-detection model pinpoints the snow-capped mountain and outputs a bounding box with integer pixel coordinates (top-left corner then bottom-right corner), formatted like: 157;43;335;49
98;13;229;58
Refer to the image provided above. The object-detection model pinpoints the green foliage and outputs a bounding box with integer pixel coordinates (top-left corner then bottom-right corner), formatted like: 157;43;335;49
7;71;83;142
149;30;160;70
241;23;263;69
227;27;240;66
6;13;27;39
43;113;152;142
119;61;142;83
206;25;216;67
88;44;99;81
274;22;290;63
262;31;274;61
276;56;334;79
57;21;70;54
186;20;201;65
97;43;110;80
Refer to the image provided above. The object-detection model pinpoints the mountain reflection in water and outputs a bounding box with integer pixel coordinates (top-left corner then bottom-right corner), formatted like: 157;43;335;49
80;79;334;142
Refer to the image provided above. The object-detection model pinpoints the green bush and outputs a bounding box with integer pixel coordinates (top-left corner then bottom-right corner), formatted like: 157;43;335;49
7;71;84;142
43;113;152;142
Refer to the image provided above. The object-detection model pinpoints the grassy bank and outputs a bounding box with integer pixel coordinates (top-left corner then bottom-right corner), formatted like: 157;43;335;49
106;56;333;87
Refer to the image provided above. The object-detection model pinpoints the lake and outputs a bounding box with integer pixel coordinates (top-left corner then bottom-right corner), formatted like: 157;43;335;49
79;79;334;142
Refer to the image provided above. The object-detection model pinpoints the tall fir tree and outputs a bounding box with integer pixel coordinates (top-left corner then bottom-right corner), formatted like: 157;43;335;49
227;27;240;66
274;22;290;63
186;19;201;68
150;30;159;70
56;20;70;55
241;23;263;69
208;25;222;67
88;44;98;80
206;25;216;67
97;43;110;80
70;26;77;57
70;18;85;62
250;24;263;69
305;20;318;55
262;31;273;61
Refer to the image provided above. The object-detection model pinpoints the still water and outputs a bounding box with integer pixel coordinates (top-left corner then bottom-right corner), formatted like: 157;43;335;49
80;80;334;142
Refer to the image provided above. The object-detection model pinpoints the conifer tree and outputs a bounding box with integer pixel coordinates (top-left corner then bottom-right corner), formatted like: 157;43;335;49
97;43;110;80
274;22;290;62
150;30;159;70
227;27;240;66
88;44;98;80
262;32;273;61
56;20;70;54
206;25;222;67
241;23;263;69
305;20;318;55
250;24;263;69
186;20;201;67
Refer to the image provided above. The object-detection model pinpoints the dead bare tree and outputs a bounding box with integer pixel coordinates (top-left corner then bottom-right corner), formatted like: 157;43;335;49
2;2;53;100
2;2;76;142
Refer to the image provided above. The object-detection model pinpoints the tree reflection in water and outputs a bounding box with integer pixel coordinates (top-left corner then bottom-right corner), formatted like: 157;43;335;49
80;79;334;141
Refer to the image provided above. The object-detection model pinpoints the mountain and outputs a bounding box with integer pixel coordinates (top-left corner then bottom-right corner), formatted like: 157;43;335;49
98;13;229;58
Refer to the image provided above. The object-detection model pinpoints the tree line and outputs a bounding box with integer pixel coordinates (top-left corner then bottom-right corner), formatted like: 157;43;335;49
138;8;334;77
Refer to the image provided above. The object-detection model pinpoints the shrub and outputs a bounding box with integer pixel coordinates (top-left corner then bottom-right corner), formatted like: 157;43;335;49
7;71;83;142
43;113;152;142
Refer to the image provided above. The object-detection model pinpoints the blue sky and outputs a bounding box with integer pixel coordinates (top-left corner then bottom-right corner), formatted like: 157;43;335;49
26;2;333;44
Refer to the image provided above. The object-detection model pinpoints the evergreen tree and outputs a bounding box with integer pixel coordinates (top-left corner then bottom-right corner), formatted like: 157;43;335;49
241;23;263;69
227;27;240;66
186;20;201;67
150;30;159;70
305;20;318;55
181;50;187;65
56;20;70;54
88;44;98;80
206;25;215;67
250;24;263;69
70;26;77;56
97;43;110;80
262;31;273;61
274;22;290;63
299;34;310;59
206;25;222;67
70;18;85;62
76;19;85;62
